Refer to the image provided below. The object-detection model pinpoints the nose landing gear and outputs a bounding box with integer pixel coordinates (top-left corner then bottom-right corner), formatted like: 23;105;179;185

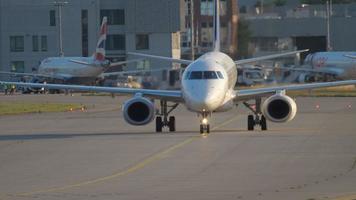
199;112;210;134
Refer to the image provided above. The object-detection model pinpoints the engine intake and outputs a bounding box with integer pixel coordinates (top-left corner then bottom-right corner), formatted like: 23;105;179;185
123;97;155;125
262;94;297;123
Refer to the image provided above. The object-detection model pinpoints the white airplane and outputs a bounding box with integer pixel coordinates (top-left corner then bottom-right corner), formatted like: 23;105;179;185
2;0;356;134
287;51;356;83
0;17;139;84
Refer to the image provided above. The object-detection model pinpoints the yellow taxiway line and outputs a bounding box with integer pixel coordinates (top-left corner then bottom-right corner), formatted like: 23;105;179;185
10;114;241;197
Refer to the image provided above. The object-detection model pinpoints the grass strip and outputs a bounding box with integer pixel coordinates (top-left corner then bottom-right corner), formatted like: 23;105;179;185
0;102;84;115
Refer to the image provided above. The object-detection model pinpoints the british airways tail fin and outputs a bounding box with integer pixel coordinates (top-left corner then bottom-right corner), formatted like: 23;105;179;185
213;0;221;52
94;17;107;61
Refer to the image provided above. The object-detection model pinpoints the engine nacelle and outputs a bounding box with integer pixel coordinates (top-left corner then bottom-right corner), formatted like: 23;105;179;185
262;94;297;123
122;97;155;126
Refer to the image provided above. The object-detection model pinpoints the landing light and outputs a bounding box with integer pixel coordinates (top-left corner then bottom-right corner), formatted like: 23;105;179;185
202;118;208;125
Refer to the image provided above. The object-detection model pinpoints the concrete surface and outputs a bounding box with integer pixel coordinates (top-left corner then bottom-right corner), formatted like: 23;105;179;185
0;94;355;200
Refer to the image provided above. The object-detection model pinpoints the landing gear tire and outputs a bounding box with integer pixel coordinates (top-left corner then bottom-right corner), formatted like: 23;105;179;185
261;115;267;131
244;99;268;131
248;115;255;131
155;101;179;133
200;125;204;134
200;124;210;134
168;116;176;132
156;116;163;132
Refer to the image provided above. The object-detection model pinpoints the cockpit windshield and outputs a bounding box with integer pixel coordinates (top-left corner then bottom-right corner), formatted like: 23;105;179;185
187;71;224;80
203;71;218;79
189;71;203;79
216;71;224;79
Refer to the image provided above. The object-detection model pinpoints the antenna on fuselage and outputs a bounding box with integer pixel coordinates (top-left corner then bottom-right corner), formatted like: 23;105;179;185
213;0;221;52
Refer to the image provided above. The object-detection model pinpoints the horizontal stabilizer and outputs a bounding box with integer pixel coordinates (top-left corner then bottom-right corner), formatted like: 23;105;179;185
109;59;144;67
100;67;175;78
69;59;93;66
235;49;309;65
128;52;192;65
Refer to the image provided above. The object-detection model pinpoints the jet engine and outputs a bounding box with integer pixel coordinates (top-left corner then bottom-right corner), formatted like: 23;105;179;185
122;97;155;125
262;94;297;123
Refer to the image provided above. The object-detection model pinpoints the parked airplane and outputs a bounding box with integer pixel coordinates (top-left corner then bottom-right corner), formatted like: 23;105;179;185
0;17;139;85
2;0;356;134
290;51;356;83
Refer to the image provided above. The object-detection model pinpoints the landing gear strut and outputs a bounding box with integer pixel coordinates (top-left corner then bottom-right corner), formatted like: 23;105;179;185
155;100;179;133
199;112;210;134
243;98;267;131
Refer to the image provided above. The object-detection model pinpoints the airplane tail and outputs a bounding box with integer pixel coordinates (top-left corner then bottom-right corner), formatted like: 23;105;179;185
213;0;221;52
94;17;107;61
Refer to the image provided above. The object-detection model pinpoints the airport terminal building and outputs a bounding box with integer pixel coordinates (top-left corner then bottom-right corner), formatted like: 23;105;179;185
239;0;356;60
0;0;184;74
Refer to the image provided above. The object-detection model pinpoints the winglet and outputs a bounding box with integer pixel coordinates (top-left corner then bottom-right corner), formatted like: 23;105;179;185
94;17;107;61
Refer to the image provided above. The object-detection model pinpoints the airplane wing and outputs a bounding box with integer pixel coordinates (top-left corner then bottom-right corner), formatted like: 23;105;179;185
235;49;309;65
68;59;93;66
344;54;356;59
235;80;356;101
129;50;307;67
0;71;76;81
0;71;54;78
109;59;144;67
100;67;174;77
280;66;344;76
0;81;183;102
0;71;37;77
128;52;193;65
69;59;144;67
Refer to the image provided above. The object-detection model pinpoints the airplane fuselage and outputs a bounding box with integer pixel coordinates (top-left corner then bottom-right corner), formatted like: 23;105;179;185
304;52;356;79
182;51;237;112
38;57;105;84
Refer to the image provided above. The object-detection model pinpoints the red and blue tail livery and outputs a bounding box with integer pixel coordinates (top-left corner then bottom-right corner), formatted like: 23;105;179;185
95;17;107;61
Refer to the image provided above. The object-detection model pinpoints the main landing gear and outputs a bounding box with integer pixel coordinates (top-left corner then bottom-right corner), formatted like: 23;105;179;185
155;100;179;133
243;98;267;131
199;112;210;135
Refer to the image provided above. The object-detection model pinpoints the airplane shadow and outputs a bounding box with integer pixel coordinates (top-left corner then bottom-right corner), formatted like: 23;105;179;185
0;131;201;141
0;129;281;141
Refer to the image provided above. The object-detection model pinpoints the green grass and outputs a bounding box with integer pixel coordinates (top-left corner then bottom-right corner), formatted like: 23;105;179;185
0;102;84;115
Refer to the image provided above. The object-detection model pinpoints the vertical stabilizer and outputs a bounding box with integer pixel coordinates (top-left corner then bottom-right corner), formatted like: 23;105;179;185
213;0;221;52
94;17;107;61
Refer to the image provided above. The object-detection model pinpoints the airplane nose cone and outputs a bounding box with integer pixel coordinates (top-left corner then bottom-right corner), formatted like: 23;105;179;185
186;90;224;111
202;94;219;110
